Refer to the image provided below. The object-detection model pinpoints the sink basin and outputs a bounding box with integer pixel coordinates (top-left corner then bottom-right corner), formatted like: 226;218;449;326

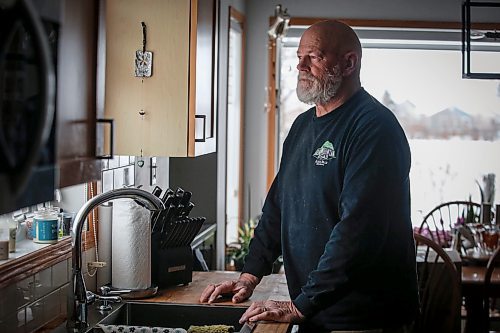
96;302;248;331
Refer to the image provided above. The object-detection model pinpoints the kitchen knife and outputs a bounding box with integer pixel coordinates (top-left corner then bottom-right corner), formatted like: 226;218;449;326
152;192;176;233
179;191;192;207
184;217;205;246
152;186;163;198
173;187;184;202
239;321;256;333
160;203;176;233
180;202;195;217
164;218;185;248
161;188;174;203
173;218;190;247
161;209;183;248
150;186;164;229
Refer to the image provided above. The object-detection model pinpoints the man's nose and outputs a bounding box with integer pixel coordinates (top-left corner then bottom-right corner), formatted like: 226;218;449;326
297;57;309;71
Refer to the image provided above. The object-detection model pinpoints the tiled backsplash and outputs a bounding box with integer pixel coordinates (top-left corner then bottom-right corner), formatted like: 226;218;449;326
101;155;136;192
0;248;96;333
101;155;169;193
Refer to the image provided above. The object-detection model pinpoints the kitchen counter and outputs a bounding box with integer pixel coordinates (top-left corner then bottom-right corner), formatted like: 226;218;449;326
49;271;292;333
141;271;292;333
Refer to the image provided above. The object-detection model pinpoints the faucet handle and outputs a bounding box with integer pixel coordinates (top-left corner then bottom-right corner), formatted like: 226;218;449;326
94;288;122;312
100;286;111;296
86;291;97;303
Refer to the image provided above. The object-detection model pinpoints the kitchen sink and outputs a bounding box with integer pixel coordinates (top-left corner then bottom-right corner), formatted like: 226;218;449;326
94;302;248;331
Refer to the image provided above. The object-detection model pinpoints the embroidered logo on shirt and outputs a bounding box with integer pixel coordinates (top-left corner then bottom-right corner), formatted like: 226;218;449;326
313;141;336;166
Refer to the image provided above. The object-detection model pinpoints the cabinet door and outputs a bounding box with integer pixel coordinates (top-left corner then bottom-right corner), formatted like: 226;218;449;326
105;0;217;157
105;0;191;157
57;0;102;187
188;0;217;156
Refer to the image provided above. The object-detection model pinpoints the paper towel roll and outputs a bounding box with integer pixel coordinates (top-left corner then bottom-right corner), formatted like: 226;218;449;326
111;199;151;289
97;203;113;287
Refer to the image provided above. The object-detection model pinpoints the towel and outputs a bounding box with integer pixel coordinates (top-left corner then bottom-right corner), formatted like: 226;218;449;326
98;324;187;333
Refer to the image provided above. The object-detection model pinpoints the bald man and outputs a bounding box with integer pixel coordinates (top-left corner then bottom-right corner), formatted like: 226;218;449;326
200;20;418;333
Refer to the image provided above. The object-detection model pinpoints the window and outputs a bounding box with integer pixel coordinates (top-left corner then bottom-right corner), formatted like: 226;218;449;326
226;8;246;244
275;21;500;225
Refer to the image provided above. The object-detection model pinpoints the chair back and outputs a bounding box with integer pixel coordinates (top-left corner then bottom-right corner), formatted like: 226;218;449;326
483;247;500;330
418;201;481;247
414;233;461;333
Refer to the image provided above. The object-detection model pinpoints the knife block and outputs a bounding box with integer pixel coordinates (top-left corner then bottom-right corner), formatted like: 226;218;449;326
151;238;193;287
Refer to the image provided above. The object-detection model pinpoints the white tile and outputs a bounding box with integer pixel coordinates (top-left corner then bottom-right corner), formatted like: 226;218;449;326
102;170;114;193
119;156;130;167
123;166;135;187
101;159;109;170
113;168;124;189
108;156;119;169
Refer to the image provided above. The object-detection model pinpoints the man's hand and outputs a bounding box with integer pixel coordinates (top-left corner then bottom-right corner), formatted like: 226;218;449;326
239;300;305;324
199;273;260;304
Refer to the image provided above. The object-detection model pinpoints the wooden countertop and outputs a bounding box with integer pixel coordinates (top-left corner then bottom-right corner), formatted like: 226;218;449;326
140;271;291;333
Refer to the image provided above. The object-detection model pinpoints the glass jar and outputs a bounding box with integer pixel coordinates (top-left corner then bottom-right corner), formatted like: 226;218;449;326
33;209;59;244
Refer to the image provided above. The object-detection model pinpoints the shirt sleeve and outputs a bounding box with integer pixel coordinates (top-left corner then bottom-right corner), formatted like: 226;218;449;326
293;118;411;317
241;174;283;279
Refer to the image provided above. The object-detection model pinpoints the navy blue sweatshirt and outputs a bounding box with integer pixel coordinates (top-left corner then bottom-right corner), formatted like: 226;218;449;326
242;88;419;331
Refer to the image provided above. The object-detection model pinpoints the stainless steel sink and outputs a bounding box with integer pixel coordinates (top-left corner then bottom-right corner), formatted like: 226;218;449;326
95;302;248;331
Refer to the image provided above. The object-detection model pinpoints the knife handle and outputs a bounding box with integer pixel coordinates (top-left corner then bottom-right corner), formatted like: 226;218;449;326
161;188;174;202
181;202;195;217
152;186;163;198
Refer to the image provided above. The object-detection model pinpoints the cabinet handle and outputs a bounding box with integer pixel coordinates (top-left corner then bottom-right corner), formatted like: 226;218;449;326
96;118;114;159
195;114;206;142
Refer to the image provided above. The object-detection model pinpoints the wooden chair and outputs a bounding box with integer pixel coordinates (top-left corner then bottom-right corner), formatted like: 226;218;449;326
414;233;461;333
417;201;481;248
484;247;500;332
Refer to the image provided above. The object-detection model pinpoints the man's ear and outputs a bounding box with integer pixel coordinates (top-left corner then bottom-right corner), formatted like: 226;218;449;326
342;52;358;76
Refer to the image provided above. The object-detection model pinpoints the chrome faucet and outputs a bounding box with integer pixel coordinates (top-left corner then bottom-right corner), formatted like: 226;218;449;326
67;188;164;331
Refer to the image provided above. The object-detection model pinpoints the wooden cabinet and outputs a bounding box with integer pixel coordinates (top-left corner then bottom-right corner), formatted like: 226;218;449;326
57;0;103;187
104;0;217;157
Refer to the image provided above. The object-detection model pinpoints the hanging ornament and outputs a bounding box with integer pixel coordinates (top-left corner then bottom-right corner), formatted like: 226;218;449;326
135;22;153;77
137;149;145;167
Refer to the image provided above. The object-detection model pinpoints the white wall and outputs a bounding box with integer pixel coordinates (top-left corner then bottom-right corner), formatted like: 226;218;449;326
243;0;499;218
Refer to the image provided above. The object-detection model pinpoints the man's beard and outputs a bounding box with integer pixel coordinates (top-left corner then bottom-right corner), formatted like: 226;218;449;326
296;65;342;105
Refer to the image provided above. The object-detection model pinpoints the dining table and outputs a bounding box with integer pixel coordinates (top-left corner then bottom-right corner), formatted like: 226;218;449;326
461;258;500;333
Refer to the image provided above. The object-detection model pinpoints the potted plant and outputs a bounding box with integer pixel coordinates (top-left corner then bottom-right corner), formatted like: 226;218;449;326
227;218;257;271
226;217;284;273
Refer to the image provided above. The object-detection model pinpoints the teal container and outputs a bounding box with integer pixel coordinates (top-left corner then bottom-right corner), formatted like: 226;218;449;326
34;210;59;244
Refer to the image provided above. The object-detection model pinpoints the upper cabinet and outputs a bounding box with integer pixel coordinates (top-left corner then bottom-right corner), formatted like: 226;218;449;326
104;0;217;157
57;0;103;187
